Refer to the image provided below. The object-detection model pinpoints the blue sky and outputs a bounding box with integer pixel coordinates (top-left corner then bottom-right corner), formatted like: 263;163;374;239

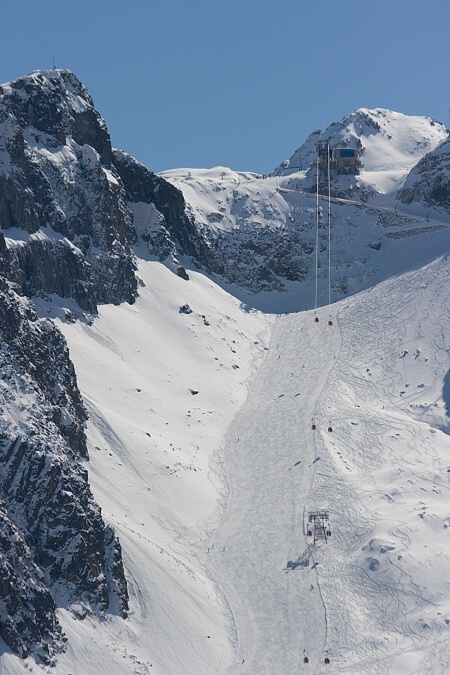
2;0;449;174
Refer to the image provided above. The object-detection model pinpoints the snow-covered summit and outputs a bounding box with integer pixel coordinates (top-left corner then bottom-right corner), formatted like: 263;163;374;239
272;107;448;194
0;69;98;128
0;68;138;309
0;68;93;107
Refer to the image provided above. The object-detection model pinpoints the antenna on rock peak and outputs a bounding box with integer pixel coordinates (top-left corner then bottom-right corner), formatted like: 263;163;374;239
52;52;57;70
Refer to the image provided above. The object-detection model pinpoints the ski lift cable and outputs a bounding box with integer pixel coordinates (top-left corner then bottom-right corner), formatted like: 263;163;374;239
327;144;332;308
314;153;319;310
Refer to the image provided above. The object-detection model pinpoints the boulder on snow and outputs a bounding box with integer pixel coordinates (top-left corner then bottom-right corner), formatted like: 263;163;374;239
179;303;192;314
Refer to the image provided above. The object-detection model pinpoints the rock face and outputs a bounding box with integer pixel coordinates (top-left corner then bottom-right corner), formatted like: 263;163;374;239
0;509;64;663
113;149;212;277
398;138;450;212
0;278;128;662
0;69;137;311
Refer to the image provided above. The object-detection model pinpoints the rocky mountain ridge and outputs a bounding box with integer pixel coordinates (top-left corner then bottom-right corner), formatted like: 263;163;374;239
0;69;136;311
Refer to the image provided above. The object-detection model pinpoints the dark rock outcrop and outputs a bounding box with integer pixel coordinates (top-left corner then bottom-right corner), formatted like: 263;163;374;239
0;279;128;659
113;149;213;272
0;508;65;664
397;138;450;212
0;69;137;310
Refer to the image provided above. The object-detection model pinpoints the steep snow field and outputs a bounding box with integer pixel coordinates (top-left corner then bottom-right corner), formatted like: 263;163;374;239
29;260;270;675
4;236;448;674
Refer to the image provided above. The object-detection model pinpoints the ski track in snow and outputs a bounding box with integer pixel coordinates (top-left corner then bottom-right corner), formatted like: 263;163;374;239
206;312;339;673
205;255;450;674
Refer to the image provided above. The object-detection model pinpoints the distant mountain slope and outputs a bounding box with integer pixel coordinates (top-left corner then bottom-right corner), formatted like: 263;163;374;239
161;162;450;310
271;107;448;196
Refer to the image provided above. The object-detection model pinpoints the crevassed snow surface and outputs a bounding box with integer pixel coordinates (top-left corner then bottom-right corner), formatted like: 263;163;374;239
5;242;448;675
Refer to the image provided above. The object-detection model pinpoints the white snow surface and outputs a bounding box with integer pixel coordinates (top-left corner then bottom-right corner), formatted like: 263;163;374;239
6;241;449;674
161;166;265;233
28;261;271;675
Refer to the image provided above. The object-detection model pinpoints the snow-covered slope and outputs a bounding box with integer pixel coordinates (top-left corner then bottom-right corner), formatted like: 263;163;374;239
26;260;270;675
271;108;448;195
3;219;445;674
207;251;450;673
5;241;446;675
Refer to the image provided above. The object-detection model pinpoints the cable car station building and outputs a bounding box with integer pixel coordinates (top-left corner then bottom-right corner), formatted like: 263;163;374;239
316;142;362;177
334;147;361;174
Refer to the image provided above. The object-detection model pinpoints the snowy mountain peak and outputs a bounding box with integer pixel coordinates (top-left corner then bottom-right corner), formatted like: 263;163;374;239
272;107;448;194
0;69;101;156
0;68;138;310
1;68;93;105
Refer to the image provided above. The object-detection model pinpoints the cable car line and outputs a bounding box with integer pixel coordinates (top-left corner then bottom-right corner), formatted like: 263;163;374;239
314;155;320;311
313;142;333;322
327;143;332;308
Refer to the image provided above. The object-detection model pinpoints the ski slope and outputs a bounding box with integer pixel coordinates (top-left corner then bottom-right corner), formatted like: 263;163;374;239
205;311;339;672
4;242;450;674
205;253;450;674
